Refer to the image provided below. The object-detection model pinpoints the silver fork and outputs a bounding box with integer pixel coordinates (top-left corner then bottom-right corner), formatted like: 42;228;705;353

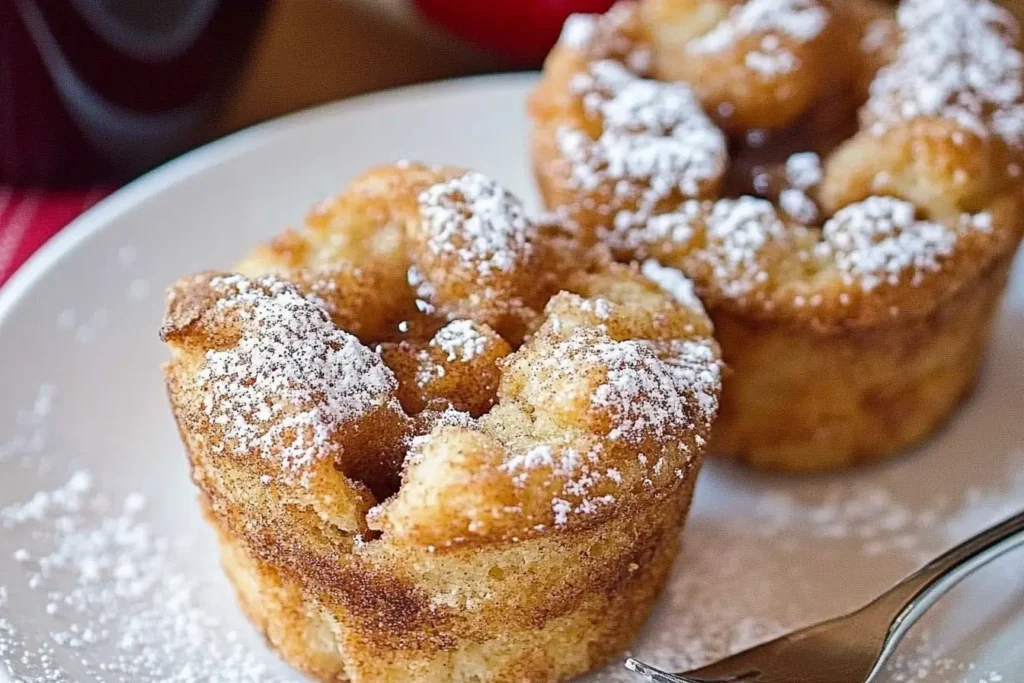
625;509;1024;683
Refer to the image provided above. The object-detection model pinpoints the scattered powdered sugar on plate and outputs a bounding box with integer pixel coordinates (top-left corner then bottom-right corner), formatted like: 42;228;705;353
0;386;297;682
0;385;54;469
586;458;1024;681
755;483;945;562
127;279;150;303
0;470;299;683
941;467;1024;548
588;525;800;681
751;448;1024;563
884;630;1008;683
72;309;110;345
116;246;137;269
55;309;77;332
0;398;1016;682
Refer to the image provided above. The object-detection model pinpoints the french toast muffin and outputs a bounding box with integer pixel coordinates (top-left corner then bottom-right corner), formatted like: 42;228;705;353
530;0;1024;471
161;164;722;682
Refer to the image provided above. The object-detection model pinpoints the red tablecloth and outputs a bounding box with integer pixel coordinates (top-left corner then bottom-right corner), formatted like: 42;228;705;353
0;188;109;286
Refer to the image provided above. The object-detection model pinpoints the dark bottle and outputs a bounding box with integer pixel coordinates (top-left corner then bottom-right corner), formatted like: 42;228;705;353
0;0;269;186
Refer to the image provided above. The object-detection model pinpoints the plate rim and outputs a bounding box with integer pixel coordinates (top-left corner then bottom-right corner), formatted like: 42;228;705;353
0;71;538;331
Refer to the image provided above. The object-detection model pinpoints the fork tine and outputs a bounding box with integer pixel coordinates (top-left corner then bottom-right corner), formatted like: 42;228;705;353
624;658;699;682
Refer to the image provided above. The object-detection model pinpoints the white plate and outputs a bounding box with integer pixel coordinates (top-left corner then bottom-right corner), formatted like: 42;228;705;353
1;74;1022;683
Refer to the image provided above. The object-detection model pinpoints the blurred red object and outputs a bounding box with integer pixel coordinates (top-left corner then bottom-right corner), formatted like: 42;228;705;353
414;0;616;65
0;188;110;285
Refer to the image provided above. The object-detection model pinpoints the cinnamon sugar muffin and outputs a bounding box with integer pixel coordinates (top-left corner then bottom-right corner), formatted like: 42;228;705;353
531;0;1024;470
161;164;722;682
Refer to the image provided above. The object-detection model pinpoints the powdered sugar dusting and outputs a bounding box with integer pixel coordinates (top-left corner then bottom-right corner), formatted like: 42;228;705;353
689;0;829;77
429;320;490;362
560;13;598;49
641;260;707;317
541;327;719;443
866;0;1024;147
785;151;822;190
743;40;800;77
862;16;897;55
754;468;1024;570
819;197;968;291
755;483;942;560
196;275;398;478
496;328;720;527
607;196;793;299
557;4;652;72
558;59;726;234
400;408;475;469
417;172;536;275
779;188;819;224
699;196;788;297
606;200;704;256
663;339;722;423
582;331;692;441
499;443;619;528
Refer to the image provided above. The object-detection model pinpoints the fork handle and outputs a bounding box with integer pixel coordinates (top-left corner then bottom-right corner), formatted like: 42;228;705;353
864;509;1024;680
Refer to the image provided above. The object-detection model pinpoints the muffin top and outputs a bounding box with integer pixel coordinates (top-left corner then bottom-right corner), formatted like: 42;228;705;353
530;0;1024;328
161;164;721;547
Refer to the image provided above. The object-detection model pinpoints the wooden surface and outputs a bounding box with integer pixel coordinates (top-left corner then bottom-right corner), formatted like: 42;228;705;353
216;0;503;135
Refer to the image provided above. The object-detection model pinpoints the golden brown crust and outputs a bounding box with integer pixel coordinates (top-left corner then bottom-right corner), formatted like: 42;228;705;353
626;193;1022;330
378;321;513;417
710;249;1013;470
162;165;722;681
212;480;689;683
531;0;1024;469
643;0;848;131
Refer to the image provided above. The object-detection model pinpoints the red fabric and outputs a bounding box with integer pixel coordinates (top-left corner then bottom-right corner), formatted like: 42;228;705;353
0;188;110;286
